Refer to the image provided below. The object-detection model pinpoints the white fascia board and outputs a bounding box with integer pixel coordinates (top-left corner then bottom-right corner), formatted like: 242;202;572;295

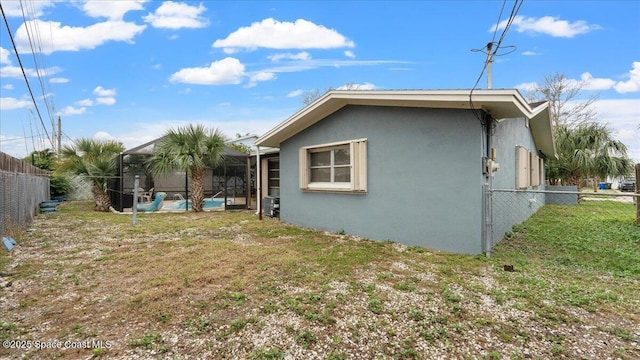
256;91;339;147
529;105;557;159
255;89;536;148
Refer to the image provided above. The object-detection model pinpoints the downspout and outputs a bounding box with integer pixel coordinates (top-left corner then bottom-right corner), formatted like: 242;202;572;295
255;145;262;219
119;152;124;212
483;113;494;257
246;156;251;210
185;171;189;212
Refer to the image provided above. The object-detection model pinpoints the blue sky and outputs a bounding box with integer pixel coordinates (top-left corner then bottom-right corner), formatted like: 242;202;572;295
1;0;639;160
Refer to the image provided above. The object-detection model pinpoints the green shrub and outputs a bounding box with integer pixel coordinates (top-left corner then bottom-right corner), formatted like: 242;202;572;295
50;173;72;197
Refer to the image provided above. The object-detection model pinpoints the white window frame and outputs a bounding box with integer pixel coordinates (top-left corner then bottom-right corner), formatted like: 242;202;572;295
299;139;367;193
267;159;280;196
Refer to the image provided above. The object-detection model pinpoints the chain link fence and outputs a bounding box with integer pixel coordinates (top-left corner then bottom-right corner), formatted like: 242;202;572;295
1;170;50;237
489;186;638;250
67;174;93;201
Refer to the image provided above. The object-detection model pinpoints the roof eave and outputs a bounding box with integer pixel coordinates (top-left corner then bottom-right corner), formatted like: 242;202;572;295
255;89;554;150
529;103;557;159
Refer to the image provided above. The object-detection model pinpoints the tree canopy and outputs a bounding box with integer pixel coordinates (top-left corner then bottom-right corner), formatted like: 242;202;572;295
147;124;226;212
24;148;57;171
58;138;125;211
546;123;633;186
529;73;634;187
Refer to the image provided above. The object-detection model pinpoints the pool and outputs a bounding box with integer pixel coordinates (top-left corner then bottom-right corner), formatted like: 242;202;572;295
163;198;225;210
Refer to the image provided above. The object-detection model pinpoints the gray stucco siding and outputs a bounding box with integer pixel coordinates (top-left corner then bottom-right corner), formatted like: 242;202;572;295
279;105;486;254
491;117;542;190
489;117;545;247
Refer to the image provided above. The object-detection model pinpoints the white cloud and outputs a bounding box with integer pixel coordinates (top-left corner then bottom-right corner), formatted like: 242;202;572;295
250;72;276;82
522;50;539;56
493;15;600;38
1;1;53;17
0;47;11;64
614;61;640;94
0;136;27;159
50;77;69;84
94;131;116;141
287;89;304;98
518;72;618;93
144;1;208;29
0;65;23;77
268;51;311;62
577;72;616;91
76;99;94;106
101;115;291;152
169;57;245;85
83;0;146;20
58;105;86;116
616;128;638;144
344;50;355;59
95;97;116;106
93;86;117;97
213;18;355;53
38;66;62;77
337;82;376;90
15;20;146;55
247;71;276;88
514;81;539;93
0;65;61;78
257;59;408;77
593;98;640;162
0;97;31;110
594;99;640;127
2;84;15;90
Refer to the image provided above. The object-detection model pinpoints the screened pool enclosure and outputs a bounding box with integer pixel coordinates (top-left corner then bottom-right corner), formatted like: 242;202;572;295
109;137;251;212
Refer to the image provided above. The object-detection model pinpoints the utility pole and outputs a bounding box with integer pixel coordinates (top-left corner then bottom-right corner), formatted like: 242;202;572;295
486;42;493;89
57;116;62;155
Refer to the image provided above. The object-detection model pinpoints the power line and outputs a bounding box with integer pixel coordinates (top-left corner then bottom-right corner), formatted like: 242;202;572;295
20;0;57;142
26;1;58;121
0;1;53;148
1;131;55;143
494;0;524;53
471;0;523;92
469;0;524;122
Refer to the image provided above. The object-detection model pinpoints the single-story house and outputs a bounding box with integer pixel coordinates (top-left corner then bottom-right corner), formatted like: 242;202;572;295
255;89;556;254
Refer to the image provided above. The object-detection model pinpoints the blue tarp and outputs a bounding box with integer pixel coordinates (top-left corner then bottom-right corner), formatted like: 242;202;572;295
2;237;17;252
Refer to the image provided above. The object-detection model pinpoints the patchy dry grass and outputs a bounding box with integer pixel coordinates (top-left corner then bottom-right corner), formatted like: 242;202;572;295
0;200;638;359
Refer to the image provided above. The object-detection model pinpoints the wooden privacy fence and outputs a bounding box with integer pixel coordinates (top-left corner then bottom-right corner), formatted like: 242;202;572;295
0;152;49;175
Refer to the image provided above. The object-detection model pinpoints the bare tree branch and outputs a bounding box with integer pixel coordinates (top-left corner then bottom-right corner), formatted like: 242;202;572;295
526;73;599;128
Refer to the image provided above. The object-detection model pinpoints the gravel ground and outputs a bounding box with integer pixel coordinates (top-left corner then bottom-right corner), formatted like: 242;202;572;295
0;206;638;360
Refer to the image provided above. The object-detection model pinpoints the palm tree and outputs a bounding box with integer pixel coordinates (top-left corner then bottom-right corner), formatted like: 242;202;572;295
546;123;633;188
58;139;125;211
148;124;226;212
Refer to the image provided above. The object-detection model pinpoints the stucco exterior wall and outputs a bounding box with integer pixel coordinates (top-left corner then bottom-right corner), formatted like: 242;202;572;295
490;117;542;190
279;105;485;254
489;117;545;247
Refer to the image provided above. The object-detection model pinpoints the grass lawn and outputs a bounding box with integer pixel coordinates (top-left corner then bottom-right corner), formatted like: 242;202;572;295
0;200;638;359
